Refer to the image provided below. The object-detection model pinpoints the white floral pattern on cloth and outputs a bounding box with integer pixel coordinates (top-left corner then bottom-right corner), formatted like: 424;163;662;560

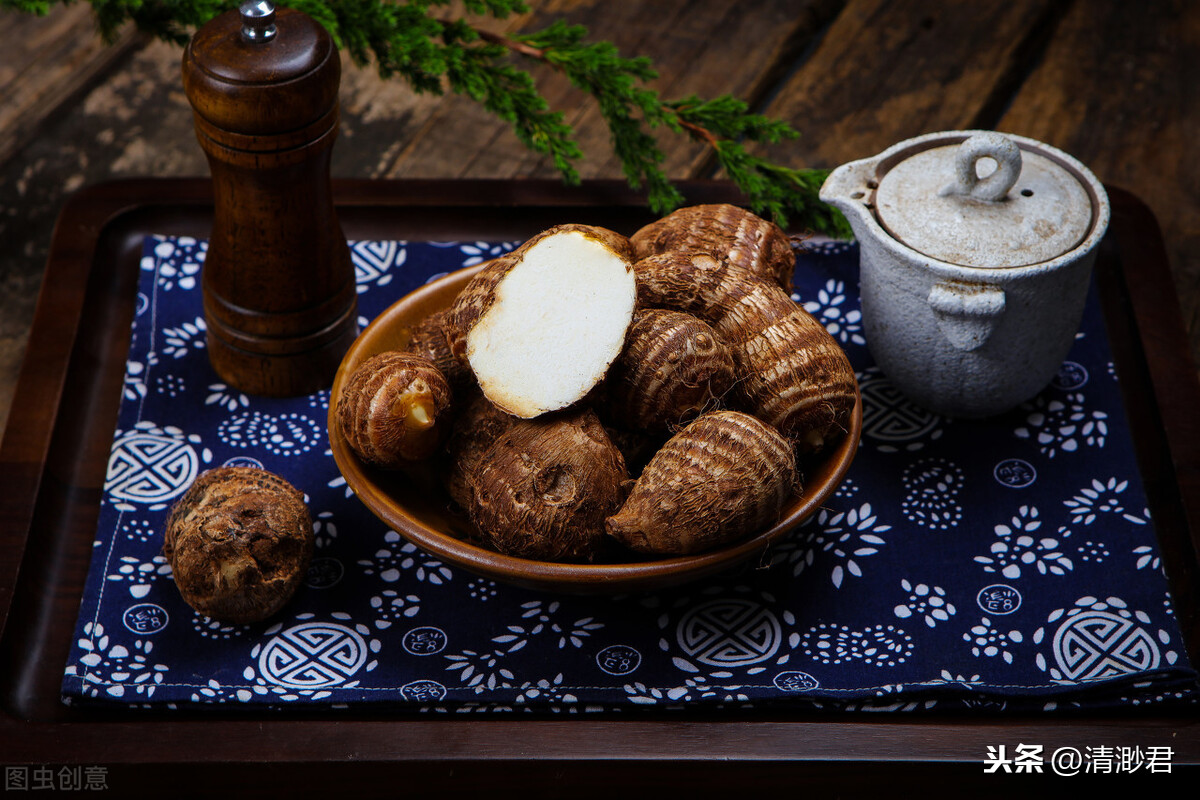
974;506;1074;579
105;554;172;599
799;278;866;346
216;411;323;457
61;236;1198;713
901;459;964;530
455;240;517;267
359;531;454;585
142;236;205;292
64;622;169;701
780;503;893;588
1014;393;1109;458
160;317;207;360
1063;477;1149;526
800;623;914;668
964;617;1024;665
894;580;956;628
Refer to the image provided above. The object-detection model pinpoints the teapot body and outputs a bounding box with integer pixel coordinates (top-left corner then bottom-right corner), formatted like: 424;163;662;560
855;227;1096;418
821;131;1110;418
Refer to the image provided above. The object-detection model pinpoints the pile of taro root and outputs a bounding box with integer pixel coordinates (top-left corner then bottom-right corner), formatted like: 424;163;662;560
336;204;858;563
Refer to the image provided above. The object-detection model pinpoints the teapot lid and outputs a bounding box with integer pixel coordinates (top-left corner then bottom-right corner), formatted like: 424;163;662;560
874;132;1094;268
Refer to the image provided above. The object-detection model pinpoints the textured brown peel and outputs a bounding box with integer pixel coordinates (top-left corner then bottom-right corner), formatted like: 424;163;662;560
404;307;472;392
441;390;518;510
630;203;796;291
606;410;799;555
337;351;453;467
605;308;736;434
602;424;665;479
634;252;857;453
468;408;628;562
163;467;313;624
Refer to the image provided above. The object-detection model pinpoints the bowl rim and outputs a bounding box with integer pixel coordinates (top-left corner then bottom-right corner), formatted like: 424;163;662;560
329;265;862;593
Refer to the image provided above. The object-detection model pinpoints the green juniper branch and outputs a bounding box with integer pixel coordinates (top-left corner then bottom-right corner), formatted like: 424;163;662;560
4;0;848;236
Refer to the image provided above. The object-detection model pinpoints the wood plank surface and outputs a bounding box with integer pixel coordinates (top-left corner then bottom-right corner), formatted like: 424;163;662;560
755;0;1068;169
0;7;140;166
0;6;141;437
996;0;1200;377
382;0;843;181
319;0;793;180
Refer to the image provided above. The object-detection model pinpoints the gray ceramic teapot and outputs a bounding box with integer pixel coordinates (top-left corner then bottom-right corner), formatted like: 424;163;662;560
820;130;1110;418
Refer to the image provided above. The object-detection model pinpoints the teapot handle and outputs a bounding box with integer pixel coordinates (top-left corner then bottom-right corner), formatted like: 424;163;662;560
940;132;1022;202
928;280;1006;351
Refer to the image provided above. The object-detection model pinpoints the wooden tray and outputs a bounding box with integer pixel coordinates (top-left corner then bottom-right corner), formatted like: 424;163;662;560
1;178;1198;793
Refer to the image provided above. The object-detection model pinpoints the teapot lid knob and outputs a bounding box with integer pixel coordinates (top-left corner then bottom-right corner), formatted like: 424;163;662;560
940;132;1022;202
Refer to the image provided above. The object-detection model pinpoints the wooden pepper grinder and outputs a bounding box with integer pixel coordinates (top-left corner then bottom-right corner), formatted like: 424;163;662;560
182;1;357;396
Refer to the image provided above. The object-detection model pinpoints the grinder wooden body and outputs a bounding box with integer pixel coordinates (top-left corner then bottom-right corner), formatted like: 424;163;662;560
182;6;357;396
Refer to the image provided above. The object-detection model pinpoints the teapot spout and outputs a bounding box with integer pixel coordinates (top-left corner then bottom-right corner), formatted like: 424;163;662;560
819;157;878;241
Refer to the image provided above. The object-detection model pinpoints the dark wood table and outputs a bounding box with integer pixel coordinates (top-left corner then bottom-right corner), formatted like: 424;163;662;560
2;1;1198;792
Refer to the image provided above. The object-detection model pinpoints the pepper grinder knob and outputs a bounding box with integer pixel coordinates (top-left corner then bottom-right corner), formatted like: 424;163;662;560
240;0;277;42
182;5;358;397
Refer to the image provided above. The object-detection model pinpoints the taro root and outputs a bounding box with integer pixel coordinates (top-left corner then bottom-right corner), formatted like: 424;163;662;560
634;252;857;454
403;307;473;392
450;224;636;419
337;351;453;467
163;467;313;624
602;423;664;479
605;308;736;434
606;410;798;555
630;203;796;291
468;407;628;562
441;390;517;510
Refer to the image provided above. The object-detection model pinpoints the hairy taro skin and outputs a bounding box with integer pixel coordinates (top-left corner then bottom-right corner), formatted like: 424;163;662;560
602;423;665;479
163;467;313;624
337;351;453;467
605;308;736;434
404;307;472;391
468;408;629;562
630;203;796;291
606;410;798;555
633;252;857;453
440;390;518;511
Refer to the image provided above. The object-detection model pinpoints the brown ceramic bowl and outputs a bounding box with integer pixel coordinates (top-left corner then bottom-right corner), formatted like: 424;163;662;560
329;265;862;594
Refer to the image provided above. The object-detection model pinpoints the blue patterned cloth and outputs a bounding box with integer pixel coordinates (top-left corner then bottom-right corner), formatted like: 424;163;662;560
62;235;1197;713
